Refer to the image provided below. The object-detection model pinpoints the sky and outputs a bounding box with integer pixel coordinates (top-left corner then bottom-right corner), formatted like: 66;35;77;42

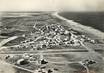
0;0;104;12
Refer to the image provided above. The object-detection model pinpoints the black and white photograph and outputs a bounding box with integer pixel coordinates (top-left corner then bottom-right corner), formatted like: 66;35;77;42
0;0;104;73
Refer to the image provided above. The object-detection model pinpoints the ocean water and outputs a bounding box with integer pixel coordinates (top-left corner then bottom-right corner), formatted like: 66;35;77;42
59;12;104;32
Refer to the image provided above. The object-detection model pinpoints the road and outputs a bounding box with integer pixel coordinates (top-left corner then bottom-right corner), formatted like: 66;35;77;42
0;12;104;73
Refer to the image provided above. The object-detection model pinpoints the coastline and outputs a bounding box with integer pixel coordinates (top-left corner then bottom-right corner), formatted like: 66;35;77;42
53;12;104;39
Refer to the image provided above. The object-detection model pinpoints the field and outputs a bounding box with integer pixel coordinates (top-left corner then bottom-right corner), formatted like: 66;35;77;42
0;12;104;73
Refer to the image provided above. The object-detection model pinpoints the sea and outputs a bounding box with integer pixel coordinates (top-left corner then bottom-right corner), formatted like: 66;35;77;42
59;12;104;32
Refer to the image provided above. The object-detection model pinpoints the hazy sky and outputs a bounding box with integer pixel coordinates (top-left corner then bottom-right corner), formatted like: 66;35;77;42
0;0;104;11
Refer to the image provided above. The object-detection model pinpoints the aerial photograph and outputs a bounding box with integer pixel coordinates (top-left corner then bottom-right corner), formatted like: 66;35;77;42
0;0;104;73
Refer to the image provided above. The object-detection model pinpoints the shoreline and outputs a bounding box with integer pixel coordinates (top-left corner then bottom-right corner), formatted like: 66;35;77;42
53;12;104;39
